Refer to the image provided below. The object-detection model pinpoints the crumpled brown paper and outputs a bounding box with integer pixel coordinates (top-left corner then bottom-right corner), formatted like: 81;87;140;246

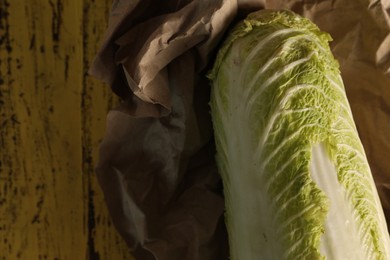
90;0;390;259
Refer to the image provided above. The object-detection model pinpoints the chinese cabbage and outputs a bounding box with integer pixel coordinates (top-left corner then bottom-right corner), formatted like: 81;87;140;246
208;9;390;260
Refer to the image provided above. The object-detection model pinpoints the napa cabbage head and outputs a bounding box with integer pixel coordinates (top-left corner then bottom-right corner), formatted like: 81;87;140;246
208;9;390;260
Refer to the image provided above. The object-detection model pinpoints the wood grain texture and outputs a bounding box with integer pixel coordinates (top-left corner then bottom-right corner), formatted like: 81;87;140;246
0;0;133;259
82;1;134;259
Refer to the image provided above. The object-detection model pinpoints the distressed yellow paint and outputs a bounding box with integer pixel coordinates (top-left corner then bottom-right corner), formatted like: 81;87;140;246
0;0;133;259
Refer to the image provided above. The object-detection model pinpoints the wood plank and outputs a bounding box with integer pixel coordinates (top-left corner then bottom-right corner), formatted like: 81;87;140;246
0;0;134;258
0;0;87;259
82;0;134;259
